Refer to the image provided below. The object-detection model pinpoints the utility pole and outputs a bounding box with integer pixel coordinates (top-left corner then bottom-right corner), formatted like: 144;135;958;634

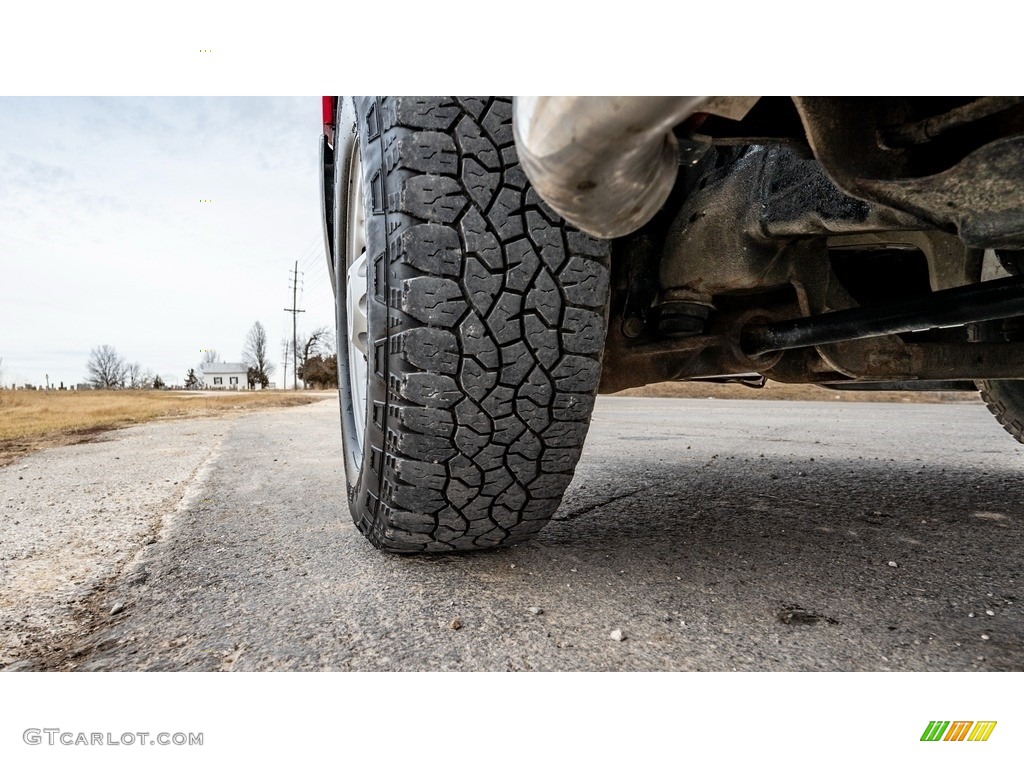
284;260;305;390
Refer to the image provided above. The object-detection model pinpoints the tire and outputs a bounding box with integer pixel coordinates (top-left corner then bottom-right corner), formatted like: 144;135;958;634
331;97;611;552
979;380;1024;443
973;316;1024;443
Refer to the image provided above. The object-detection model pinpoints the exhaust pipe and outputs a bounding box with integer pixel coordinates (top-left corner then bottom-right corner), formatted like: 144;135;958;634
513;96;707;239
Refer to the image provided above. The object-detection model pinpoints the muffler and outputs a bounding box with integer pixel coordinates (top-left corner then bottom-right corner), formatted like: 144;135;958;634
513;96;708;239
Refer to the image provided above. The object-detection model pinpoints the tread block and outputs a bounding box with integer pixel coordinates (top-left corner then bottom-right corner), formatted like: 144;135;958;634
560;256;611;307
492;414;528;445
523;314;560;368
395;131;457;174
398;176;466;223
460;358;498;401
552;393;595;421
508;430;542;461
551;355;602;393
480;99;513;144
402;276;467;326
400;224;461;276
492;503;523;529
462;157;501;211
505;240;541;291
455;114;500;169
393;97;461;131
396;372;461;407
400;327;459;374
481;384;516;418
392;431;457;462
525;269;562;325
454;97;490;120
498;341;533;386
490;188;524;240
381;527;435;547
454;425;489;457
526;211;567;270
445;478;478;510
561;308;606;354
392;405;454;437
460;208;503;271
541;448;580;473
385;506;438;534
487;293;524;344
392;486;448;513
515;397;551;433
464;257;504;316
393;458;448;490
459;313;499;367
542;421;590;448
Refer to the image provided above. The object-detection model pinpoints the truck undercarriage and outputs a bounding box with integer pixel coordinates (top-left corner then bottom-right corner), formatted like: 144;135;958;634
321;96;1024;551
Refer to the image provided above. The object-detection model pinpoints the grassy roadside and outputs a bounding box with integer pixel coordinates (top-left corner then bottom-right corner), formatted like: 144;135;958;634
613;380;982;404
0;389;333;466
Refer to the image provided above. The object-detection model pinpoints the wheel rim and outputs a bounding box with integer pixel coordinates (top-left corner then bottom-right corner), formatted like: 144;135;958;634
345;148;369;466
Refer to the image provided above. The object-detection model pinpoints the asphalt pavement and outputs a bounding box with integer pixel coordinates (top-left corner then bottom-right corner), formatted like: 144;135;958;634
3;395;1022;671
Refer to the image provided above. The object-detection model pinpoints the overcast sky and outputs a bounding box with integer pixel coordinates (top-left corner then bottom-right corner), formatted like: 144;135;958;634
0;97;335;388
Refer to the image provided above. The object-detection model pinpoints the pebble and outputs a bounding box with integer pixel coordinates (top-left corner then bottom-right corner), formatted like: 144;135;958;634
888;561;898;568
981;634;990;641
449;618;462;630
985;610;995;616
609;629;625;642
109;602;125;616
528;607;543;616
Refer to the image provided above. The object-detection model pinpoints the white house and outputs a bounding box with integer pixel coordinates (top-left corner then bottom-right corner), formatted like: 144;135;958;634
200;362;249;390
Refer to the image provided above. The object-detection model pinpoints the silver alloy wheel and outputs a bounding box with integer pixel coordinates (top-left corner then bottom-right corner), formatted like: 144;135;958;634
345;149;369;465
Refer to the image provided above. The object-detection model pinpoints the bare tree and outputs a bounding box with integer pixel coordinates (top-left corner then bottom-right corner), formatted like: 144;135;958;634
243;321;275;388
296;327;335;388
86;345;127;389
200;349;220;370
125;361;142;388
296;326;332;388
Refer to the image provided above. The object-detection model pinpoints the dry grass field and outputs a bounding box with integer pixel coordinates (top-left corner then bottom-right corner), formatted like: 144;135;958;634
614;380;983;403
0;381;981;466
0;389;329;465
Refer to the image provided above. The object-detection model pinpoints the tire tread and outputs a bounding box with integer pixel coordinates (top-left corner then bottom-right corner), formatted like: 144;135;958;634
351;96;609;552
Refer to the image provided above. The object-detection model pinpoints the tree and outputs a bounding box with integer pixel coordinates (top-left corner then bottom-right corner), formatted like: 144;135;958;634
86;345;127;389
153;375;165;389
298;353;338;389
200;349;220;370
296;326;332;388
184;368;202;390
243;321;275;388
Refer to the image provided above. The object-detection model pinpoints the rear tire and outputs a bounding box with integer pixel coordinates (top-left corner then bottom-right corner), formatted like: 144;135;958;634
332;97;611;552
973;314;1024;443
979;381;1024;443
